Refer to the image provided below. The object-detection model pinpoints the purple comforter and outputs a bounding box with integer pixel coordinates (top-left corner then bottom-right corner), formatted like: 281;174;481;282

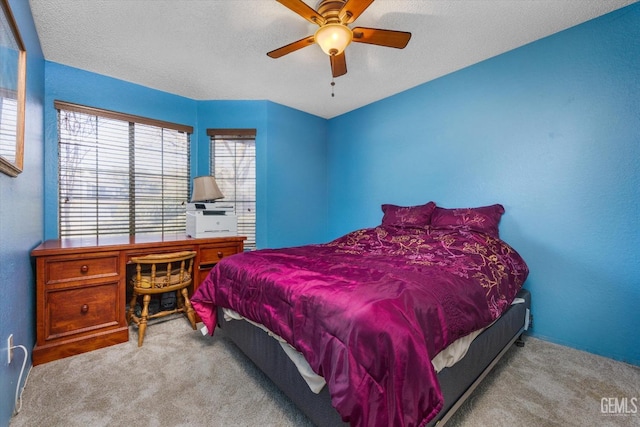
191;225;528;426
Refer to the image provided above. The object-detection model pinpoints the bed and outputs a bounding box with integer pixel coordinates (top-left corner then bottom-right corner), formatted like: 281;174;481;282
192;202;530;426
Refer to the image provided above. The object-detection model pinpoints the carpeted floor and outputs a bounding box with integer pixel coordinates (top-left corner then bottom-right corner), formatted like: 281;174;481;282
9;316;640;427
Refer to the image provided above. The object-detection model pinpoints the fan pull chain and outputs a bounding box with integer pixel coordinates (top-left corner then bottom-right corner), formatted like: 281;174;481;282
331;78;335;97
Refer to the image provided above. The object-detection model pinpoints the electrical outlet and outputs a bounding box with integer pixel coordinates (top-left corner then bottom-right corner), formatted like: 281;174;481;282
7;334;13;364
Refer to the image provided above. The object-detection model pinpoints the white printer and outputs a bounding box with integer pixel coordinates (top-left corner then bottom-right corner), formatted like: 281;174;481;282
186;176;238;238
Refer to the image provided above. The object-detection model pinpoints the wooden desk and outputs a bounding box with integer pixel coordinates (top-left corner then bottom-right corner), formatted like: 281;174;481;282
31;234;246;365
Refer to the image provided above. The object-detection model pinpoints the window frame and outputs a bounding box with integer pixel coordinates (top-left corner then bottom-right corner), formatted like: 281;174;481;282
207;128;257;250
56;101;193;238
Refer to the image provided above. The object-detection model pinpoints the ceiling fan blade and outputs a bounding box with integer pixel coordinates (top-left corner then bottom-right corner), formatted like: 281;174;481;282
276;0;326;26
267;35;316;58
351;27;411;49
339;0;375;24
330;52;347;78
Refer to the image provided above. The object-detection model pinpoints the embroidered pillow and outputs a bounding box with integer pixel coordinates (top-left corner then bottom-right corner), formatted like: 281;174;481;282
430;204;505;237
381;202;436;228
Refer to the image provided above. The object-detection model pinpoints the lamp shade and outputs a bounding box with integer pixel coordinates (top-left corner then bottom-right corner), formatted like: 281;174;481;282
191;176;224;202
314;23;353;56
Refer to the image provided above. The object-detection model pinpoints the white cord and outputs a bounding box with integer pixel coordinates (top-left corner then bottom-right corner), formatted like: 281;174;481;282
11;344;30;415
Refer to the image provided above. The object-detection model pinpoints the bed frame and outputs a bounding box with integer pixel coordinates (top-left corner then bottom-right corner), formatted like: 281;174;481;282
217;288;531;426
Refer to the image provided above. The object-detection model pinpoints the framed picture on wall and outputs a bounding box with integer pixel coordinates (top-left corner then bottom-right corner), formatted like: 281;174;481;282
0;0;26;177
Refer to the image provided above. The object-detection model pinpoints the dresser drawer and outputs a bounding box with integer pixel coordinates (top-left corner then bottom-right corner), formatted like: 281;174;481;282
199;245;239;266
45;254;119;285
45;281;120;341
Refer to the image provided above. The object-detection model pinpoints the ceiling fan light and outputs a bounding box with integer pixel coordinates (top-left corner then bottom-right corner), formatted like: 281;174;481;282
314;23;353;56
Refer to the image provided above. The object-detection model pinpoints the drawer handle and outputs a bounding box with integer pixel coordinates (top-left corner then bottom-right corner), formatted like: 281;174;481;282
217;251;223;259
80;265;89;273
81;304;89;314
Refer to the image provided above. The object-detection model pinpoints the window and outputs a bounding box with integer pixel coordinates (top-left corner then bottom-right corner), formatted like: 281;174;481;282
57;101;193;237
0;92;18;164
208;129;256;250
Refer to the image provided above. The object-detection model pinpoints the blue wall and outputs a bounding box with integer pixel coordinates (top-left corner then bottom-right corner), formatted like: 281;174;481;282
264;102;328;247
0;0;45;424
43;62;199;240
327;4;640;365
195;100;328;248
44;65;329;248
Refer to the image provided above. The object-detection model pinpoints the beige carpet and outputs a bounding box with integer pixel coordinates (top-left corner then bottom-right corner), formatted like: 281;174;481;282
9;316;640;427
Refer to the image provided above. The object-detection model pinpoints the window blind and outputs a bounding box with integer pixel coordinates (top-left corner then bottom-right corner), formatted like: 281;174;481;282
0;93;18;164
207;129;256;250
57;101;192;238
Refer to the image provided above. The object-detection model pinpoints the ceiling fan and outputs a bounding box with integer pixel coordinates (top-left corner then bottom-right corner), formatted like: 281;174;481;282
267;0;411;78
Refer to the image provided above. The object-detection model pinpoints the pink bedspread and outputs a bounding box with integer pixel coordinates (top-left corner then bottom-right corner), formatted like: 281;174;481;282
191;225;528;426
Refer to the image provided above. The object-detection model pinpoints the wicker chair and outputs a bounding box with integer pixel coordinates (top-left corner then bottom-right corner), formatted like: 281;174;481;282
127;251;197;346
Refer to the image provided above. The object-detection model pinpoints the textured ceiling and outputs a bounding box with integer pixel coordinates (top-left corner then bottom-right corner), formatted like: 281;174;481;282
29;0;637;119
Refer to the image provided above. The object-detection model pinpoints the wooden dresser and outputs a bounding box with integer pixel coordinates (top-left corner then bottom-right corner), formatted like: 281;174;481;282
31;234;245;365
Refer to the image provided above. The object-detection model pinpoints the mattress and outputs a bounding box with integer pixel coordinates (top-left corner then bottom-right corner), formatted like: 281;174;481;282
217;288;531;426
220;300;524;393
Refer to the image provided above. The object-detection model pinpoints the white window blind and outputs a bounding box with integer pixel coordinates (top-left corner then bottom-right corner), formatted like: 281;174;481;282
57;101;192;237
0;94;18;164
208;129;256;250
